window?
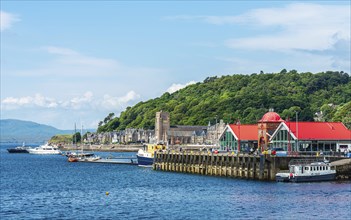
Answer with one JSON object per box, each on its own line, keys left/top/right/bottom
{"left": 331, "top": 143, "right": 337, "bottom": 151}
{"left": 312, "top": 143, "right": 318, "bottom": 152}
{"left": 220, "top": 131, "right": 238, "bottom": 151}
{"left": 325, "top": 143, "right": 331, "bottom": 151}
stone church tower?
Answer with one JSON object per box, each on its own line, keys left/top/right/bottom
{"left": 155, "top": 111, "right": 170, "bottom": 144}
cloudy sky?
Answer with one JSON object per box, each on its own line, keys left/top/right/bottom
{"left": 1, "top": 1, "right": 350, "bottom": 129}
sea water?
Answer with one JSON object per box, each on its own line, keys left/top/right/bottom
{"left": 1, "top": 144, "right": 350, "bottom": 219}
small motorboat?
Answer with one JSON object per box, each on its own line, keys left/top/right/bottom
{"left": 77, "top": 154, "right": 101, "bottom": 162}
{"left": 68, "top": 156, "right": 79, "bottom": 162}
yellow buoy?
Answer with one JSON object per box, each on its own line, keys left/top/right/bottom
{"left": 105, "top": 192, "right": 109, "bottom": 196}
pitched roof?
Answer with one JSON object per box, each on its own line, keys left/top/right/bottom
{"left": 284, "top": 122, "right": 351, "bottom": 140}
{"left": 228, "top": 124, "right": 257, "bottom": 141}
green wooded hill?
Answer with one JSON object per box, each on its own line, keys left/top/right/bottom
{"left": 98, "top": 70, "right": 351, "bottom": 132}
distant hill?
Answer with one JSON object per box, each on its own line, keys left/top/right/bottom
{"left": 97, "top": 71, "right": 351, "bottom": 132}
{"left": 0, "top": 119, "right": 95, "bottom": 144}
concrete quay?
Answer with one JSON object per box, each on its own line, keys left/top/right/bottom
{"left": 153, "top": 151, "right": 351, "bottom": 181}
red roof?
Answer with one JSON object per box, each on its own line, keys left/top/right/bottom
{"left": 228, "top": 124, "right": 258, "bottom": 141}
{"left": 284, "top": 122, "right": 351, "bottom": 140}
{"left": 258, "top": 111, "right": 284, "bottom": 123}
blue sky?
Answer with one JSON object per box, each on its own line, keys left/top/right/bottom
{"left": 1, "top": 1, "right": 350, "bottom": 129}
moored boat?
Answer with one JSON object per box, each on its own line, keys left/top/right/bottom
{"left": 7, "top": 143, "right": 31, "bottom": 153}
{"left": 68, "top": 156, "right": 79, "bottom": 162}
{"left": 27, "top": 143, "right": 61, "bottom": 155}
{"left": 137, "top": 143, "right": 166, "bottom": 167}
{"left": 66, "top": 150, "right": 101, "bottom": 162}
{"left": 276, "top": 159, "right": 336, "bottom": 182}
{"left": 77, "top": 153, "right": 101, "bottom": 162}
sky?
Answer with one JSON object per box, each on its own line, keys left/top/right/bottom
{"left": 1, "top": 1, "right": 350, "bottom": 130}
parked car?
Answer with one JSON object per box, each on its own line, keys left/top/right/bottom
{"left": 271, "top": 147, "right": 287, "bottom": 156}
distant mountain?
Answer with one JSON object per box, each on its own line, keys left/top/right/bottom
{"left": 0, "top": 119, "right": 95, "bottom": 144}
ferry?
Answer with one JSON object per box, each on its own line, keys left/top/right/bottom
{"left": 137, "top": 143, "right": 166, "bottom": 167}
{"left": 276, "top": 159, "right": 336, "bottom": 182}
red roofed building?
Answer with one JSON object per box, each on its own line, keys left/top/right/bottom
{"left": 258, "top": 110, "right": 285, "bottom": 151}
{"left": 219, "top": 124, "right": 258, "bottom": 152}
{"left": 218, "top": 110, "right": 351, "bottom": 154}
{"left": 270, "top": 121, "right": 351, "bottom": 154}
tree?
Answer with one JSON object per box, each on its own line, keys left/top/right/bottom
{"left": 332, "top": 101, "right": 351, "bottom": 129}
{"left": 72, "top": 132, "right": 81, "bottom": 144}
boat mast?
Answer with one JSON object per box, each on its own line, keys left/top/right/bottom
{"left": 81, "top": 123, "right": 84, "bottom": 152}
{"left": 74, "top": 123, "right": 77, "bottom": 152}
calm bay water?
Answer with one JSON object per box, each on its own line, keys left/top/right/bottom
{"left": 1, "top": 144, "right": 350, "bottom": 220}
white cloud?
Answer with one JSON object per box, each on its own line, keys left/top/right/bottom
{"left": 1, "top": 91, "right": 142, "bottom": 129}
{"left": 1, "top": 91, "right": 140, "bottom": 112}
{"left": 169, "top": 3, "right": 350, "bottom": 71}
{"left": 13, "top": 46, "right": 166, "bottom": 79}
{"left": 224, "top": 3, "right": 350, "bottom": 52}
{"left": 169, "top": 3, "right": 350, "bottom": 52}
{"left": 61, "top": 91, "right": 94, "bottom": 110}
{"left": 167, "top": 81, "right": 196, "bottom": 94}
{"left": 100, "top": 91, "right": 140, "bottom": 110}
{"left": 0, "top": 11, "right": 20, "bottom": 31}
{"left": 2, "top": 94, "right": 58, "bottom": 110}
{"left": 43, "top": 46, "right": 120, "bottom": 70}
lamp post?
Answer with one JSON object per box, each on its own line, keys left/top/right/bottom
{"left": 215, "top": 115, "right": 218, "bottom": 147}
{"left": 296, "top": 111, "right": 299, "bottom": 152}
{"left": 238, "top": 119, "right": 241, "bottom": 152}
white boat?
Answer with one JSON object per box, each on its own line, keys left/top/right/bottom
{"left": 27, "top": 143, "right": 61, "bottom": 155}
{"left": 276, "top": 159, "right": 336, "bottom": 182}
{"left": 76, "top": 153, "right": 101, "bottom": 162}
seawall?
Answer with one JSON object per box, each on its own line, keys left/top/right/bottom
{"left": 153, "top": 151, "right": 351, "bottom": 181}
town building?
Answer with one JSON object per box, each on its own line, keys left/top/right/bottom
{"left": 270, "top": 121, "right": 351, "bottom": 154}
{"left": 219, "top": 110, "right": 351, "bottom": 154}
{"left": 154, "top": 111, "right": 225, "bottom": 145}
{"left": 219, "top": 124, "right": 257, "bottom": 152}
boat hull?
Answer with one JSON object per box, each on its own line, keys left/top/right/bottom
{"left": 290, "top": 173, "right": 336, "bottom": 182}
{"left": 68, "top": 157, "right": 79, "bottom": 162}
{"left": 137, "top": 155, "right": 153, "bottom": 167}
{"left": 7, "top": 149, "right": 29, "bottom": 153}
{"left": 275, "top": 174, "right": 290, "bottom": 182}
{"left": 28, "top": 150, "right": 61, "bottom": 155}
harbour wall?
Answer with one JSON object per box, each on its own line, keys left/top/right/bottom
{"left": 153, "top": 152, "right": 351, "bottom": 181}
